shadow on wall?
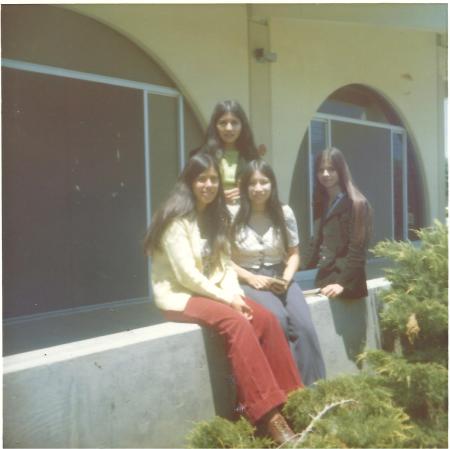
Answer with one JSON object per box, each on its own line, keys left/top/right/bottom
{"left": 202, "top": 328, "right": 237, "bottom": 420}
{"left": 328, "top": 298, "right": 367, "bottom": 366}
{"left": 200, "top": 294, "right": 371, "bottom": 420}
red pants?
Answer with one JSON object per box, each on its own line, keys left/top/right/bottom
{"left": 163, "top": 296, "right": 303, "bottom": 423}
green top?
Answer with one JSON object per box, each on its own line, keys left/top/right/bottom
{"left": 220, "top": 148, "right": 240, "bottom": 190}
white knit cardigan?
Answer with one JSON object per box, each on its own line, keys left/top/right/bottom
{"left": 151, "top": 216, "right": 244, "bottom": 311}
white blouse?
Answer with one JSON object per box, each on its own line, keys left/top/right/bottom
{"left": 230, "top": 204, "right": 300, "bottom": 269}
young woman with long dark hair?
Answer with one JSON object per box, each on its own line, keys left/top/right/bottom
{"left": 303, "top": 147, "right": 372, "bottom": 299}
{"left": 230, "top": 159, "right": 326, "bottom": 386}
{"left": 197, "top": 100, "right": 260, "bottom": 204}
{"left": 144, "top": 153, "right": 302, "bottom": 444}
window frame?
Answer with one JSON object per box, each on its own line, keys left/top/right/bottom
{"left": 2, "top": 58, "right": 187, "bottom": 312}
{"left": 309, "top": 112, "right": 408, "bottom": 240}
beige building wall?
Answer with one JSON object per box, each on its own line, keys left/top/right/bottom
{"left": 248, "top": 18, "right": 273, "bottom": 163}
{"left": 64, "top": 4, "right": 446, "bottom": 224}
{"left": 65, "top": 4, "right": 251, "bottom": 127}
{"left": 268, "top": 18, "right": 445, "bottom": 222}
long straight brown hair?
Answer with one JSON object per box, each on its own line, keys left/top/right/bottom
{"left": 197, "top": 100, "right": 260, "bottom": 182}
{"left": 204, "top": 100, "right": 259, "bottom": 161}
{"left": 313, "top": 147, "right": 372, "bottom": 245}
{"left": 232, "top": 159, "right": 290, "bottom": 251}
{"left": 144, "top": 154, "right": 230, "bottom": 266}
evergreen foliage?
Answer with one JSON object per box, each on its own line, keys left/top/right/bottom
{"left": 186, "top": 222, "right": 448, "bottom": 448}
{"left": 186, "top": 416, "right": 272, "bottom": 448}
{"left": 360, "top": 350, "right": 448, "bottom": 423}
{"left": 283, "top": 375, "right": 412, "bottom": 448}
{"left": 372, "top": 220, "right": 448, "bottom": 365}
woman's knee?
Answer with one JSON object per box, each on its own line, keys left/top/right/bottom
{"left": 270, "top": 310, "right": 289, "bottom": 333}
{"left": 221, "top": 310, "right": 254, "bottom": 337}
{"left": 248, "top": 294, "right": 288, "bottom": 321}
{"left": 252, "top": 303, "right": 286, "bottom": 334}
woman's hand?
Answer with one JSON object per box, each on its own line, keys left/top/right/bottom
{"left": 224, "top": 187, "right": 240, "bottom": 204}
{"left": 320, "top": 283, "right": 344, "bottom": 298}
{"left": 270, "top": 278, "right": 289, "bottom": 295}
{"left": 246, "top": 273, "right": 274, "bottom": 290}
{"left": 230, "top": 295, "right": 253, "bottom": 320}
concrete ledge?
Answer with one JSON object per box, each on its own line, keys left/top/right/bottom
{"left": 4, "top": 323, "right": 233, "bottom": 448}
{"left": 3, "top": 278, "right": 390, "bottom": 448}
{"left": 310, "top": 277, "right": 388, "bottom": 377}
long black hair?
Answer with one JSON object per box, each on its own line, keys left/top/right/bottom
{"left": 313, "top": 147, "right": 372, "bottom": 244}
{"left": 144, "top": 153, "right": 230, "bottom": 265}
{"left": 200, "top": 100, "right": 259, "bottom": 178}
{"left": 232, "top": 159, "right": 290, "bottom": 251}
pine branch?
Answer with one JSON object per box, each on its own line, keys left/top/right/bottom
{"left": 278, "top": 399, "right": 357, "bottom": 448}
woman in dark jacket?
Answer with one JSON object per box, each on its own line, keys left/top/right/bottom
{"left": 303, "top": 147, "right": 372, "bottom": 299}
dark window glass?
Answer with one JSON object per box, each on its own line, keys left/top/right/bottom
{"left": 149, "top": 94, "right": 179, "bottom": 212}
{"left": 3, "top": 68, "right": 148, "bottom": 318}
{"left": 406, "top": 139, "right": 425, "bottom": 240}
{"left": 331, "top": 121, "right": 392, "bottom": 244}
{"left": 310, "top": 120, "right": 328, "bottom": 157}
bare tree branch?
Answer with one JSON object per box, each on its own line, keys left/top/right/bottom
{"left": 277, "top": 399, "right": 357, "bottom": 449}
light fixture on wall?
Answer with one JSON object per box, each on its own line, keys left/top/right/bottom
{"left": 254, "top": 48, "right": 277, "bottom": 63}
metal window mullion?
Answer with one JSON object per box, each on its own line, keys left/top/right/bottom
{"left": 327, "top": 119, "right": 332, "bottom": 148}
{"left": 402, "top": 132, "right": 408, "bottom": 240}
{"left": 143, "top": 92, "right": 152, "bottom": 299}
{"left": 177, "top": 95, "right": 185, "bottom": 171}
{"left": 3, "top": 296, "right": 151, "bottom": 326}
{"left": 144, "top": 92, "right": 152, "bottom": 227}
{"left": 308, "top": 122, "right": 314, "bottom": 236}
{"left": 390, "top": 131, "right": 395, "bottom": 239}
{"left": 2, "top": 58, "right": 179, "bottom": 97}
{"left": 315, "top": 112, "right": 405, "bottom": 133}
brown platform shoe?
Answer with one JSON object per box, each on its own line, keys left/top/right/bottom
{"left": 263, "top": 411, "right": 296, "bottom": 445}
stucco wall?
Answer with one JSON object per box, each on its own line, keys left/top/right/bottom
{"left": 44, "top": 5, "right": 448, "bottom": 221}
{"left": 268, "top": 18, "right": 445, "bottom": 220}
{"left": 64, "top": 4, "right": 250, "bottom": 127}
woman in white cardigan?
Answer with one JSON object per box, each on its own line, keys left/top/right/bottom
{"left": 144, "top": 153, "right": 302, "bottom": 444}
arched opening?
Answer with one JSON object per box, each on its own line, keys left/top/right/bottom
{"left": 2, "top": 5, "right": 204, "bottom": 319}
{"left": 290, "top": 84, "right": 425, "bottom": 253}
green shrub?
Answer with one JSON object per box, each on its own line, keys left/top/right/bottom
{"left": 367, "top": 221, "right": 448, "bottom": 448}
{"left": 405, "top": 414, "right": 449, "bottom": 449}
{"left": 283, "top": 374, "right": 412, "bottom": 448}
{"left": 361, "top": 350, "right": 448, "bottom": 423}
{"left": 372, "top": 221, "right": 448, "bottom": 364}
{"left": 186, "top": 416, "right": 272, "bottom": 448}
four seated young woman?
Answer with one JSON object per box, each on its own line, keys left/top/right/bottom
{"left": 146, "top": 98, "right": 370, "bottom": 435}
{"left": 229, "top": 159, "right": 326, "bottom": 386}
{"left": 144, "top": 153, "right": 302, "bottom": 444}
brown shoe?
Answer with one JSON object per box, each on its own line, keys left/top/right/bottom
{"left": 264, "top": 411, "right": 295, "bottom": 445}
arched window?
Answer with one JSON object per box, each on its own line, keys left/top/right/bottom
{"left": 2, "top": 5, "right": 203, "bottom": 318}
{"left": 290, "top": 84, "right": 425, "bottom": 251}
